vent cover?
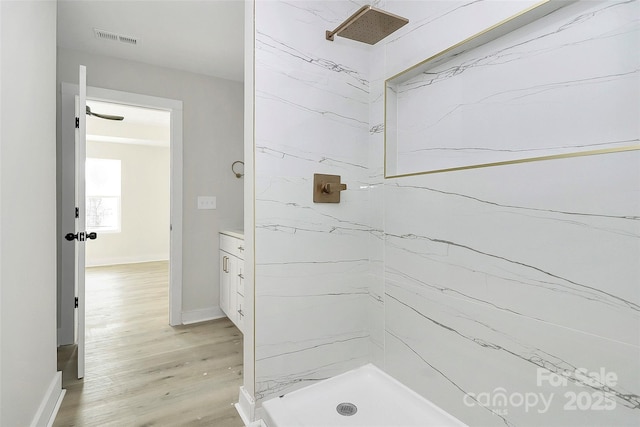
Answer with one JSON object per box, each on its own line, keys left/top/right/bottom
{"left": 118, "top": 35, "right": 138, "bottom": 45}
{"left": 94, "top": 28, "right": 118, "bottom": 42}
{"left": 94, "top": 28, "right": 140, "bottom": 46}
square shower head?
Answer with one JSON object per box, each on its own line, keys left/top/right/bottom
{"left": 326, "top": 6, "right": 409, "bottom": 45}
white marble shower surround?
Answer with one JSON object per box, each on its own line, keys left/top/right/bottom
{"left": 381, "top": 151, "right": 640, "bottom": 426}
{"left": 253, "top": 0, "right": 640, "bottom": 426}
{"left": 371, "top": 1, "right": 639, "bottom": 426}
{"left": 253, "top": 0, "right": 375, "bottom": 402}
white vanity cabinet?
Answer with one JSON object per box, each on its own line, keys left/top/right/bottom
{"left": 219, "top": 231, "right": 245, "bottom": 332}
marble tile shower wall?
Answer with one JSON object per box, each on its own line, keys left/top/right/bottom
{"left": 371, "top": 1, "right": 639, "bottom": 426}
{"left": 253, "top": 0, "right": 375, "bottom": 402}
{"left": 253, "top": 1, "right": 639, "bottom": 425}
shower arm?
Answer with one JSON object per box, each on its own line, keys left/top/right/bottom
{"left": 325, "top": 5, "right": 371, "bottom": 41}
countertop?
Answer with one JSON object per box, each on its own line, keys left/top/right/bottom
{"left": 220, "top": 230, "right": 244, "bottom": 240}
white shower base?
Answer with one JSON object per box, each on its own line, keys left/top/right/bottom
{"left": 261, "top": 363, "right": 467, "bottom": 427}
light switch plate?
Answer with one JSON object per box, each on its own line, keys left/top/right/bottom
{"left": 197, "top": 196, "right": 217, "bottom": 210}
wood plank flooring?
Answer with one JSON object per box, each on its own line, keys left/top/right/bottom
{"left": 54, "top": 261, "right": 244, "bottom": 427}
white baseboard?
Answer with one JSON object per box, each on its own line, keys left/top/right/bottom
{"left": 236, "top": 386, "right": 256, "bottom": 425}
{"left": 181, "top": 306, "right": 226, "bottom": 325}
{"left": 47, "top": 389, "right": 66, "bottom": 427}
{"left": 85, "top": 254, "right": 169, "bottom": 267}
{"left": 31, "top": 372, "right": 64, "bottom": 427}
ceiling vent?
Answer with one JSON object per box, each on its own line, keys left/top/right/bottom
{"left": 94, "top": 28, "right": 140, "bottom": 46}
{"left": 118, "top": 35, "right": 138, "bottom": 45}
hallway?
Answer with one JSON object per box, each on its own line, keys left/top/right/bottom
{"left": 54, "top": 262, "right": 243, "bottom": 426}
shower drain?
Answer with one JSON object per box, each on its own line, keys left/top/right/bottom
{"left": 336, "top": 402, "right": 358, "bottom": 416}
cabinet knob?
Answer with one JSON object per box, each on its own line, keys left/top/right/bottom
{"left": 238, "top": 273, "right": 244, "bottom": 279}
{"left": 237, "top": 309, "right": 244, "bottom": 317}
{"left": 238, "top": 246, "right": 244, "bottom": 252}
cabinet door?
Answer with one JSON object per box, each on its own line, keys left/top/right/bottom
{"left": 227, "top": 254, "right": 238, "bottom": 325}
{"left": 237, "top": 261, "right": 245, "bottom": 296}
{"left": 236, "top": 296, "right": 245, "bottom": 332}
{"left": 235, "top": 260, "right": 245, "bottom": 332}
{"left": 219, "top": 251, "right": 230, "bottom": 317}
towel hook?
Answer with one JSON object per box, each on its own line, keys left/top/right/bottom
{"left": 231, "top": 160, "right": 244, "bottom": 178}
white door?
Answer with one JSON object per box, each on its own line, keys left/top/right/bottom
{"left": 59, "top": 69, "right": 91, "bottom": 379}
{"left": 76, "top": 65, "right": 87, "bottom": 379}
{"left": 64, "top": 65, "right": 91, "bottom": 379}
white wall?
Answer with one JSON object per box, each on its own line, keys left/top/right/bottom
{"left": 56, "top": 48, "right": 244, "bottom": 317}
{"left": 1, "top": 1, "right": 63, "bottom": 425}
{"left": 85, "top": 141, "right": 170, "bottom": 266}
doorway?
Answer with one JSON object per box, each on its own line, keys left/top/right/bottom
{"left": 84, "top": 100, "right": 170, "bottom": 268}
{"left": 59, "top": 84, "right": 184, "bottom": 356}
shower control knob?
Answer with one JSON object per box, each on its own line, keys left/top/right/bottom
{"left": 313, "top": 173, "right": 347, "bottom": 203}
{"left": 322, "top": 182, "right": 347, "bottom": 194}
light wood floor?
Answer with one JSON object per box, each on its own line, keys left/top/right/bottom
{"left": 54, "top": 261, "right": 244, "bottom": 427}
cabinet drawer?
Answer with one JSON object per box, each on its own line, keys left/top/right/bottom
{"left": 220, "top": 233, "right": 245, "bottom": 259}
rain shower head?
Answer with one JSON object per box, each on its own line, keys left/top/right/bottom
{"left": 86, "top": 105, "right": 124, "bottom": 121}
{"left": 326, "top": 5, "right": 408, "bottom": 45}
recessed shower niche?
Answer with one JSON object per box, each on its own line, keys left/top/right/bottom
{"left": 384, "top": 0, "right": 640, "bottom": 178}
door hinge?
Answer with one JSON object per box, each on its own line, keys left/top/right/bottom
{"left": 75, "top": 297, "right": 79, "bottom": 308}
{"left": 75, "top": 207, "right": 79, "bottom": 218}
{"left": 75, "top": 117, "right": 79, "bottom": 129}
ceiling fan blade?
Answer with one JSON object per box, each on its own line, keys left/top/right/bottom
{"left": 86, "top": 105, "right": 124, "bottom": 121}
{"left": 92, "top": 112, "right": 124, "bottom": 121}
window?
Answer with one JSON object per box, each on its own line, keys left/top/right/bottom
{"left": 86, "top": 158, "right": 121, "bottom": 232}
